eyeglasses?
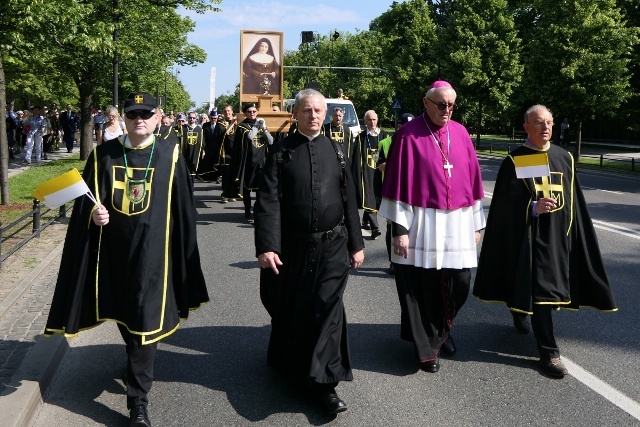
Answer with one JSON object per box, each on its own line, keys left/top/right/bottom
{"left": 427, "top": 98, "right": 456, "bottom": 111}
{"left": 125, "top": 110, "right": 155, "bottom": 120}
{"left": 532, "top": 120, "right": 554, "bottom": 127}
{"left": 188, "top": 116, "right": 197, "bottom": 120}
{"left": 245, "top": 109, "right": 258, "bottom": 114}
{"left": 108, "top": 114, "right": 117, "bottom": 118}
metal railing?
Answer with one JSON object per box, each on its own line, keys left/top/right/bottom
{"left": 0, "top": 199, "right": 72, "bottom": 269}
{"left": 476, "top": 142, "right": 637, "bottom": 172}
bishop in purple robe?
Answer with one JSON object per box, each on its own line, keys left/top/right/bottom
{"left": 378, "top": 80, "right": 485, "bottom": 373}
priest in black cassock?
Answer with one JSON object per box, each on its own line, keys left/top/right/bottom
{"left": 44, "top": 92, "right": 209, "bottom": 427}
{"left": 352, "top": 109, "right": 388, "bottom": 239}
{"left": 197, "top": 109, "right": 221, "bottom": 182}
{"left": 254, "top": 89, "right": 364, "bottom": 415}
{"left": 473, "top": 104, "right": 617, "bottom": 378}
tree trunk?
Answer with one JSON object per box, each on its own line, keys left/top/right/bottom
{"left": 0, "top": 55, "right": 10, "bottom": 205}
{"left": 475, "top": 98, "right": 483, "bottom": 148}
{"left": 576, "top": 120, "right": 582, "bottom": 162}
{"left": 78, "top": 84, "right": 94, "bottom": 161}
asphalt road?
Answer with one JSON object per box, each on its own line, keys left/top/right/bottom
{"left": 33, "top": 159, "right": 640, "bottom": 426}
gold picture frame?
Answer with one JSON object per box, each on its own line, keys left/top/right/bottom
{"left": 240, "top": 30, "right": 284, "bottom": 103}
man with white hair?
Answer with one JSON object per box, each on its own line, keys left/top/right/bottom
{"left": 379, "top": 80, "right": 485, "bottom": 373}
{"left": 473, "top": 104, "right": 617, "bottom": 378}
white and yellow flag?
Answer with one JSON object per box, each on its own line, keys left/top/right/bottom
{"left": 513, "top": 153, "right": 550, "bottom": 179}
{"left": 33, "top": 168, "right": 98, "bottom": 209}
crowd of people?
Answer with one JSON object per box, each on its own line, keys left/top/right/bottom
{"left": 37, "top": 82, "right": 616, "bottom": 427}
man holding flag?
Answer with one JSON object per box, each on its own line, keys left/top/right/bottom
{"left": 43, "top": 92, "right": 209, "bottom": 426}
{"left": 473, "top": 104, "right": 617, "bottom": 378}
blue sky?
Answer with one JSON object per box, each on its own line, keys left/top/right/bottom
{"left": 178, "top": 0, "right": 399, "bottom": 107}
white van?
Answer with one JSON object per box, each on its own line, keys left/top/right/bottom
{"left": 283, "top": 97, "right": 361, "bottom": 140}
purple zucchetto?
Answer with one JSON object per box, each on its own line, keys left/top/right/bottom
{"left": 428, "top": 80, "right": 453, "bottom": 90}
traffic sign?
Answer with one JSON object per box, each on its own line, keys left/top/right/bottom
{"left": 392, "top": 99, "right": 402, "bottom": 110}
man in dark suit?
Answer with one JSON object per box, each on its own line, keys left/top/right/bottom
{"left": 59, "top": 103, "right": 79, "bottom": 153}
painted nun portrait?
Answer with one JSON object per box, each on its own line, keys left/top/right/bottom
{"left": 242, "top": 38, "right": 281, "bottom": 96}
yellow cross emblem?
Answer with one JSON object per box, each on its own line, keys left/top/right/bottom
{"left": 134, "top": 95, "right": 144, "bottom": 104}
{"left": 534, "top": 173, "right": 564, "bottom": 210}
{"left": 112, "top": 166, "right": 153, "bottom": 215}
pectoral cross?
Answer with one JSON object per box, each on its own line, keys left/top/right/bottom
{"left": 444, "top": 161, "right": 453, "bottom": 178}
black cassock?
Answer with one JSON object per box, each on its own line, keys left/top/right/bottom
{"left": 254, "top": 132, "right": 364, "bottom": 384}
{"left": 197, "top": 120, "right": 222, "bottom": 182}
{"left": 473, "top": 144, "right": 617, "bottom": 313}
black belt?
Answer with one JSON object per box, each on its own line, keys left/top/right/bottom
{"left": 303, "top": 222, "right": 344, "bottom": 241}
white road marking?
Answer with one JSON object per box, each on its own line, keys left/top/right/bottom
{"left": 480, "top": 351, "right": 640, "bottom": 421}
{"left": 577, "top": 186, "right": 623, "bottom": 195}
{"left": 592, "top": 220, "right": 640, "bottom": 240}
{"left": 483, "top": 193, "right": 640, "bottom": 240}
{"left": 564, "top": 356, "right": 640, "bottom": 421}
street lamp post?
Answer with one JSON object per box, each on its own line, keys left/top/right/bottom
{"left": 113, "top": 0, "right": 119, "bottom": 108}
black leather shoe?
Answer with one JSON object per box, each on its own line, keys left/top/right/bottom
{"left": 511, "top": 312, "right": 530, "bottom": 334}
{"left": 539, "top": 356, "right": 568, "bottom": 378}
{"left": 320, "top": 392, "right": 348, "bottom": 414}
{"left": 387, "top": 263, "right": 395, "bottom": 275}
{"left": 129, "top": 404, "right": 151, "bottom": 427}
{"left": 420, "top": 358, "right": 440, "bottom": 373}
{"left": 361, "top": 223, "right": 371, "bottom": 230}
{"left": 440, "top": 335, "right": 456, "bottom": 357}
{"left": 370, "top": 228, "right": 382, "bottom": 239}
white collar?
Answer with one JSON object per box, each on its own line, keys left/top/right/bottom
{"left": 298, "top": 130, "right": 321, "bottom": 141}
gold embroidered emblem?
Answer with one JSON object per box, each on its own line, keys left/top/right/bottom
{"left": 331, "top": 129, "right": 344, "bottom": 143}
{"left": 534, "top": 172, "right": 564, "bottom": 211}
{"left": 367, "top": 148, "right": 379, "bottom": 169}
{"left": 187, "top": 132, "right": 199, "bottom": 146}
{"left": 252, "top": 134, "right": 264, "bottom": 148}
{"left": 134, "top": 95, "right": 144, "bottom": 104}
{"left": 112, "top": 166, "right": 154, "bottom": 215}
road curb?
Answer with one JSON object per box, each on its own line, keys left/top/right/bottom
{"left": 0, "top": 240, "right": 67, "bottom": 426}
{"left": 0, "top": 335, "right": 69, "bottom": 427}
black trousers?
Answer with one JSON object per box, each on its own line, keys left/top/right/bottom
{"left": 531, "top": 305, "right": 559, "bottom": 358}
{"left": 63, "top": 132, "right": 74, "bottom": 151}
{"left": 394, "top": 265, "right": 470, "bottom": 363}
{"left": 118, "top": 324, "right": 158, "bottom": 409}
{"left": 362, "top": 210, "right": 379, "bottom": 230}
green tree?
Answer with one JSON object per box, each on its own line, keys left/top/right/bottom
{"left": 0, "top": 0, "right": 87, "bottom": 204}
{"left": 370, "top": 0, "right": 438, "bottom": 119}
{"left": 517, "top": 0, "right": 638, "bottom": 158}
{"left": 214, "top": 85, "right": 240, "bottom": 113}
{"left": 443, "top": 0, "right": 522, "bottom": 143}
{"left": 284, "top": 30, "right": 395, "bottom": 123}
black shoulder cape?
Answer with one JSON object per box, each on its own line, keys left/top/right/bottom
{"left": 44, "top": 138, "right": 209, "bottom": 344}
{"left": 473, "top": 144, "right": 617, "bottom": 313}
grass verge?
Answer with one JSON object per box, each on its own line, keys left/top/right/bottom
{"left": 1, "top": 157, "right": 86, "bottom": 225}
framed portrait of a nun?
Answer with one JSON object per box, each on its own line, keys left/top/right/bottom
{"left": 240, "top": 30, "right": 284, "bottom": 103}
